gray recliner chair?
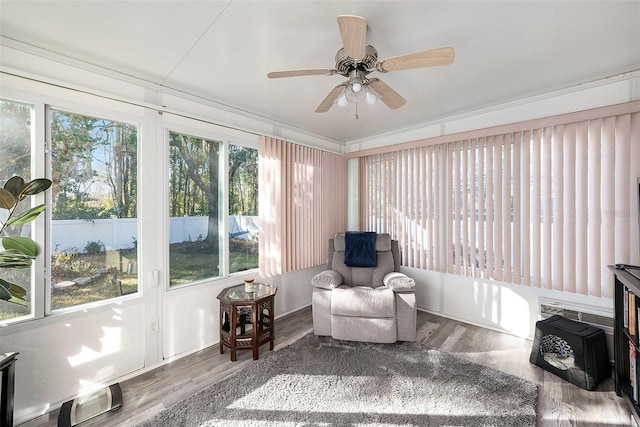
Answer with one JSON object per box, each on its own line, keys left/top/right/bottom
{"left": 311, "top": 232, "right": 417, "bottom": 343}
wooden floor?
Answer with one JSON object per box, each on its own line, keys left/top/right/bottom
{"left": 20, "top": 307, "right": 633, "bottom": 427}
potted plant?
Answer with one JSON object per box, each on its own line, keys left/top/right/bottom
{"left": 0, "top": 175, "right": 51, "bottom": 306}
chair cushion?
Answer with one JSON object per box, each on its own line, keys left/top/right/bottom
{"left": 332, "top": 251, "right": 395, "bottom": 288}
{"left": 383, "top": 272, "right": 416, "bottom": 292}
{"left": 331, "top": 316, "right": 397, "bottom": 343}
{"left": 311, "top": 270, "right": 343, "bottom": 289}
{"left": 331, "top": 287, "right": 395, "bottom": 318}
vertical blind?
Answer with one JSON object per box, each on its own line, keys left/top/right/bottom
{"left": 358, "top": 103, "right": 640, "bottom": 298}
{"left": 259, "top": 136, "right": 347, "bottom": 277}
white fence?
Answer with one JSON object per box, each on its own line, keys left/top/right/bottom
{"left": 52, "top": 215, "right": 259, "bottom": 253}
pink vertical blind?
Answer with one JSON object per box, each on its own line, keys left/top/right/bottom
{"left": 357, "top": 103, "right": 640, "bottom": 297}
{"left": 259, "top": 136, "right": 347, "bottom": 277}
{"left": 359, "top": 145, "right": 447, "bottom": 271}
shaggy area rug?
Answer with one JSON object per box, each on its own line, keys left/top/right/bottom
{"left": 137, "top": 333, "right": 537, "bottom": 426}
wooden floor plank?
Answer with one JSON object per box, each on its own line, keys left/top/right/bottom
{"left": 18, "top": 307, "right": 632, "bottom": 427}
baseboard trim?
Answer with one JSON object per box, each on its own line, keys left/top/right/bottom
{"left": 416, "top": 307, "right": 533, "bottom": 341}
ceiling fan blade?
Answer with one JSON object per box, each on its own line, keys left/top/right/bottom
{"left": 337, "top": 15, "right": 367, "bottom": 59}
{"left": 315, "top": 84, "right": 347, "bottom": 113}
{"left": 376, "top": 47, "right": 455, "bottom": 72}
{"left": 367, "top": 79, "right": 406, "bottom": 110}
{"left": 267, "top": 69, "right": 336, "bottom": 79}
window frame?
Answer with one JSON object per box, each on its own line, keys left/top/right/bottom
{"left": 45, "top": 103, "right": 143, "bottom": 315}
{"left": 0, "top": 96, "right": 40, "bottom": 324}
{"left": 163, "top": 117, "right": 259, "bottom": 291}
{"left": 357, "top": 103, "right": 640, "bottom": 298}
{"left": 0, "top": 85, "right": 145, "bottom": 326}
{"left": 0, "top": 85, "right": 261, "bottom": 327}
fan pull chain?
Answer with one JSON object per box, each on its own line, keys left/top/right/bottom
{"left": 355, "top": 102, "right": 359, "bottom": 120}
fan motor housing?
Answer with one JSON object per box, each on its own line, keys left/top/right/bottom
{"left": 335, "top": 45, "right": 378, "bottom": 76}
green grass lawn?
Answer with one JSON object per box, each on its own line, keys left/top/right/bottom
{"left": 52, "top": 242, "right": 258, "bottom": 308}
{"left": 169, "top": 252, "right": 220, "bottom": 286}
{"left": 1, "top": 240, "right": 259, "bottom": 318}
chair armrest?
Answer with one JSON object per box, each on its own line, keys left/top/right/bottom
{"left": 383, "top": 272, "right": 416, "bottom": 292}
{"left": 311, "top": 270, "right": 343, "bottom": 289}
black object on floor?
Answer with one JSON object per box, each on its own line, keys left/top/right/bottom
{"left": 58, "top": 383, "right": 122, "bottom": 426}
{"left": 530, "top": 314, "right": 610, "bottom": 390}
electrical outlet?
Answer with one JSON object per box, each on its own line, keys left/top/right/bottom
{"left": 149, "top": 319, "right": 159, "bottom": 334}
{"left": 150, "top": 270, "right": 159, "bottom": 287}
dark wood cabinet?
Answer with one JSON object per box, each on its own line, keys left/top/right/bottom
{"left": 612, "top": 266, "right": 640, "bottom": 425}
{"left": 1, "top": 352, "right": 18, "bottom": 427}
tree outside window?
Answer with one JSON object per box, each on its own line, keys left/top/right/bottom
{"left": 49, "top": 109, "right": 139, "bottom": 310}
{"left": 228, "top": 144, "right": 258, "bottom": 273}
{"left": 168, "top": 133, "right": 259, "bottom": 286}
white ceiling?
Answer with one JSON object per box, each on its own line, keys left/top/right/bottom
{"left": 1, "top": 1, "right": 639, "bottom": 143}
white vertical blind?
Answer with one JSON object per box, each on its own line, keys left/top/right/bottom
{"left": 600, "top": 117, "right": 616, "bottom": 297}
{"left": 477, "top": 138, "right": 485, "bottom": 278}
{"left": 575, "top": 122, "right": 589, "bottom": 295}
{"left": 513, "top": 132, "right": 521, "bottom": 284}
{"left": 552, "top": 125, "right": 564, "bottom": 291}
{"left": 531, "top": 129, "right": 542, "bottom": 287}
{"left": 587, "top": 119, "right": 602, "bottom": 296}
{"left": 258, "top": 136, "right": 346, "bottom": 277}
{"left": 358, "top": 104, "right": 640, "bottom": 297}
{"left": 522, "top": 130, "right": 531, "bottom": 286}
{"left": 562, "top": 124, "right": 576, "bottom": 294}
{"left": 542, "top": 127, "right": 553, "bottom": 290}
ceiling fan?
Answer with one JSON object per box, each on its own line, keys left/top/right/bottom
{"left": 267, "top": 15, "right": 455, "bottom": 113}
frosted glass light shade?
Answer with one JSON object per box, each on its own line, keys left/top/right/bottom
{"left": 365, "top": 90, "right": 378, "bottom": 106}
{"left": 345, "top": 82, "right": 366, "bottom": 103}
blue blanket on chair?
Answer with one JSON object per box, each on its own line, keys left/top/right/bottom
{"left": 344, "top": 231, "right": 377, "bottom": 267}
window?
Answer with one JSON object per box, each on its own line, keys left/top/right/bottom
{"left": 228, "top": 144, "right": 259, "bottom": 273}
{"left": 168, "top": 131, "right": 223, "bottom": 286}
{"left": 49, "top": 109, "right": 139, "bottom": 310}
{"left": 258, "top": 136, "right": 347, "bottom": 277}
{"left": 0, "top": 99, "right": 34, "bottom": 321}
{"left": 1, "top": 92, "right": 261, "bottom": 324}
{"left": 359, "top": 105, "right": 640, "bottom": 298}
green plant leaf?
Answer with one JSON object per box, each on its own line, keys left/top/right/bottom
{"left": 0, "top": 250, "right": 34, "bottom": 268}
{"left": 8, "top": 295, "right": 27, "bottom": 306}
{"left": 0, "top": 188, "right": 16, "bottom": 210}
{"left": 5, "top": 204, "right": 47, "bottom": 227}
{"left": 0, "top": 279, "right": 27, "bottom": 306}
{"left": 0, "top": 282, "right": 11, "bottom": 301}
{"left": 4, "top": 175, "right": 25, "bottom": 199}
{"left": 1, "top": 237, "right": 39, "bottom": 257}
{"left": 0, "top": 175, "right": 49, "bottom": 308}
{"left": 21, "top": 178, "right": 52, "bottom": 197}
{"left": 12, "top": 284, "right": 27, "bottom": 299}
{"left": 0, "top": 278, "right": 26, "bottom": 298}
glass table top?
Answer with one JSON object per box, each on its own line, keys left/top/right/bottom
{"left": 218, "top": 283, "right": 277, "bottom": 303}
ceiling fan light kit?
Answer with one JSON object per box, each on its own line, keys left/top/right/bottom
{"left": 267, "top": 14, "right": 455, "bottom": 115}
{"left": 338, "top": 81, "right": 380, "bottom": 111}
{"left": 344, "top": 70, "right": 366, "bottom": 103}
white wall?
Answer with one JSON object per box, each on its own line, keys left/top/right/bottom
{"left": 347, "top": 71, "right": 640, "bottom": 339}
{"left": 2, "top": 300, "right": 146, "bottom": 422}
{"left": 161, "top": 266, "right": 319, "bottom": 361}
{"left": 405, "top": 266, "right": 614, "bottom": 339}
